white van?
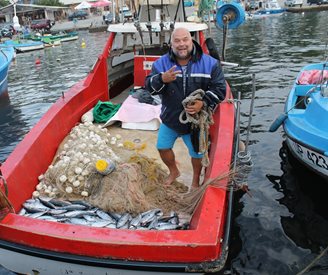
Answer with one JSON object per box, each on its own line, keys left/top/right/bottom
{"left": 284, "top": 0, "right": 303, "bottom": 6}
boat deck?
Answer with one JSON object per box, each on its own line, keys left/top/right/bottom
{"left": 109, "top": 87, "right": 195, "bottom": 188}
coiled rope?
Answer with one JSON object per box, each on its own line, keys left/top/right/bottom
{"left": 179, "top": 89, "right": 214, "bottom": 167}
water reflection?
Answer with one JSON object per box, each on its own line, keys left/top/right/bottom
{"left": 267, "top": 141, "right": 328, "bottom": 273}
{"left": 0, "top": 96, "right": 27, "bottom": 163}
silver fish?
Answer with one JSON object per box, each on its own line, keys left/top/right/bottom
{"left": 38, "top": 196, "right": 56, "bottom": 209}
{"left": 83, "top": 215, "right": 98, "bottom": 222}
{"left": 96, "top": 210, "right": 116, "bottom": 223}
{"left": 56, "top": 204, "right": 87, "bottom": 211}
{"left": 106, "top": 223, "right": 117, "bottom": 229}
{"left": 28, "top": 211, "right": 47, "bottom": 219}
{"left": 155, "top": 223, "right": 181, "bottom": 230}
{"left": 117, "top": 213, "right": 131, "bottom": 228}
{"left": 47, "top": 209, "right": 68, "bottom": 215}
{"left": 148, "top": 216, "right": 159, "bottom": 229}
{"left": 129, "top": 214, "right": 142, "bottom": 229}
{"left": 54, "top": 210, "right": 96, "bottom": 219}
{"left": 69, "top": 200, "right": 93, "bottom": 209}
{"left": 49, "top": 199, "right": 72, "bottom": 207}
{"left": 91, "top": 220, "right": 113, "bottom": 228}
{"left": 69, "top": 218, "right": 91, "bottom": 226}
{"left": 140, "top": 209, "right": 161, "bottom": 226}
{"left": 23, "top": 202, "right": 50, "bottom": 213}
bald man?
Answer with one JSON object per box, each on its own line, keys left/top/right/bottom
{"left": 145, "top": 27, "right": 226, "bottom": 189}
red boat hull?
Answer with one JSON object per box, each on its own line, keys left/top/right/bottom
{"left": 0, "top": 31, "right": 235, "bottom": 273}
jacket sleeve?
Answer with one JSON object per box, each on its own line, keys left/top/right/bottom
{"left": 203, "top": 62, "right": 226, "bottom": 110}
{"left": 145, "top": 64, "right": 167, "bottom": 95}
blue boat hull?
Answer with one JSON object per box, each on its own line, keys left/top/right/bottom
{"left": 0, "top": 47, "right": 15, "bottom": 97}
{"left": 284, "top": 63, "right": 328, "bottom": 179}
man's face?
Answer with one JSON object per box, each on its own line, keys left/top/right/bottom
{"left": 171, "top": 29, "right": 193, "bottom": 60}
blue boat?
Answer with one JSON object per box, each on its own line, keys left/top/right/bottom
{"left": 283, "top": 62, "right": 328, "bottom": 179}
{"left": 2, "top": 39, "right": 44, "bottom": 53}
{"left": 252, "top": 0, "right": 286, "bottom": 18}
{"left": 0, "top": 46, "right": 15, "bottom": 97}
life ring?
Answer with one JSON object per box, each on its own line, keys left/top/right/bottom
{"left": 205, "top": 38, "right": 221, "bottom": 61}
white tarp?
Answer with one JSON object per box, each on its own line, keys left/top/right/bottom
{"left": 74, "top": 1, "right": 91, "bottom": 9}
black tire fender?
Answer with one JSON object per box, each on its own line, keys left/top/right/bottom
{"left": 205, "top": 38, "right": 221, "bottom": 61}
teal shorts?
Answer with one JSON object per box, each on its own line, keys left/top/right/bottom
{"left": 157, "top": 123, "right": 203, "bottom": 159}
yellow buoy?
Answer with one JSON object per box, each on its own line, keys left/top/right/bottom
{"left": 81, "top": 38, "right": 86, "bottom": 48}
{"left": 95, "top": 159, "right": 115, "bottom": 175}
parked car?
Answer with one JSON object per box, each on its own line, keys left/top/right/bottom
{"left": 68, "top": 10, "right": 88, "bottom": 21}
{"left": 307, "top": 0, "right": 328, "bottom": 4}
{"left": 0, "top": 23, "right": 15, "bottom": 39}
{"left": 30, "top": 19, "right": 54, "bottom": 31}
{"left": 119, "top": 6, "right": 133, "bottom": 21}
{"left": 103, "top": 13, "right": 113, "bottom": 25}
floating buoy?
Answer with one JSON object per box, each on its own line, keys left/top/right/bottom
{"left": 81, "top": 38, "right": 86, "bottom": 48}
{"left": 35, "top": 57, "right": 41, "bottom": 65}
{"left": 56, "top": 58, "right": 61, "bottom": 62}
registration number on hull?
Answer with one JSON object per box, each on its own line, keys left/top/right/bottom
{"left": 289, "top": 139, "right": 328, "bottom": 176}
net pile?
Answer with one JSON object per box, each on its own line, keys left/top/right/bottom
{"left": 33, "top": 121, "right": 191, "bottom": 215}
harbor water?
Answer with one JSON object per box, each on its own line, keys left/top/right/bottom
{"left": 1, "top": 11, "right": 328, "bottom": 274}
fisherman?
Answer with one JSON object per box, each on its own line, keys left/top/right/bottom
{"left": 145, "top": 27, "right": 226, "bottom": 189}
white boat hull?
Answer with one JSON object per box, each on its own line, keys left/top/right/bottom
{"left": 286, "top": 138, "right": 328, "bottom": 178}
{"left": 0, "top": 247, "right": 203, "bottom": 275}
{"left": 16, "top": 44, "right": 44, "bottom": 52}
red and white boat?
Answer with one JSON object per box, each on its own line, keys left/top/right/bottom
{"left": 0, "top": 1, "right": 238, "bottom": 274}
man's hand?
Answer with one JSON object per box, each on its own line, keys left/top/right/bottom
{"left": 185, "top": 100, "right": 203, "bottom": 115}
{"left": 161, "top": 65, "right": 181, "bottom": 83}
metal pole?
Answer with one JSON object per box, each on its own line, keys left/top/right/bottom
{"left": 244, "top": 73, "right": 256, "bottom": 153}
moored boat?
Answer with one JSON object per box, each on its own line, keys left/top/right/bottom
{"left": 0, "top": 1, "right": 244, "bottom": 274}
{"left": 283, "top": 62, "right": 328, "bottom": 180}
{"left": 0, "top": 46, "right": 15, "bottom": 97}
{"left": 2, "top": 39, "right": 44, "bottom": 53}
{"left": 252, "top": 0, "right": 286, "bottom": 18}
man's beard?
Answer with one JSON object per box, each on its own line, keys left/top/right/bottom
{"left": 173, "top": 48, "right": 192, "bottom": 60}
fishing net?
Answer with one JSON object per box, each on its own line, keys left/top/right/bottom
{"left": 34, "top": 120, "right": 233, "bottom": 217}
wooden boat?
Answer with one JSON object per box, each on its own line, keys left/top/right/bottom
{"left": 0, "top": 1, "right": 241, "bottom": 273}
{"left": 283, "top": 62, "right": 328, "bottom": 180}
{"left": 0, "top": 46, "right": 15, "bottom": 97}
{"left": 2, "top": 39, "right": 44, "bottom": 53}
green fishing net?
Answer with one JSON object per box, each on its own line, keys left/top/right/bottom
{"left": 93, "top": 100, "right": 121, "bottom": 123}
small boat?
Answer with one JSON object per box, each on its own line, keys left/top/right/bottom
{"left": 283, "top": 62, "right": 328, "bottom": 179}
{"left": 252, "top": 0, "right": 286, "bottom": 18}
{"left": 0, "top": 46, "right": 15, "bottom": 97}
{"left": 0, "top": 1, "right": 245, "bottom": 273}
{"left": 42, "top": 37, "right": 61, "bottom": 47}
{"left": 29, "top": 31, "right": 79, "bottom": 43}
{"left": 3, "top": 39, "right": 44, "bottom": 53}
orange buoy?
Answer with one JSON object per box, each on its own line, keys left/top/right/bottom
{"left": 35, "top": 57, "right": 41, "bottom": 65}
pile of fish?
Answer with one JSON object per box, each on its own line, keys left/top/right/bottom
{"left": 19, "top": 196, "right": 190, "bottom": 230}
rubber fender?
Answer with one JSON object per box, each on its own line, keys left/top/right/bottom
{"left": 205, "top": 38, "right": 221, "bottom": 61}
{"left": 269, "top": 113, "right": 288, "bottom": 132}
{"left": 216, "top": 2, "right": 245, "bottom": 29}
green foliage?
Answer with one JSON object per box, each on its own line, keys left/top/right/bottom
{"left": 0, "top": 0, "right": 10, "bottom": 8}
{"left": 35, "top": 0, "right": 64, "bottom": 6}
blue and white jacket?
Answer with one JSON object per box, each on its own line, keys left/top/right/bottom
{"left": 145, "top": 40, "right": 226, "bottom": 134}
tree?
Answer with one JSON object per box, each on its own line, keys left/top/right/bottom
{"left": 35, "top": 0, "right": 64, "bottom": 6}
{"left": 0, "top": 0, "right": 10, "bottom": 8}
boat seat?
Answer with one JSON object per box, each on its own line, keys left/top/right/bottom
{"left": 134, "top": 55, "right": 160, "bottom": 87}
